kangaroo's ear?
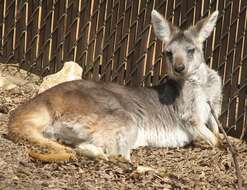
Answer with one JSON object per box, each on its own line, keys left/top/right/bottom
{"left": 151, "top": 10, "right": 177, "bottom": 43}
{"left": 189, "top": 10, "right": 219, "bottom": 43}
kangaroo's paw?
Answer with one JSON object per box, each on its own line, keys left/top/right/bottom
{"left": 76, "top": 143, "right": 108, "bottom": 160}
{"left": 196, "top": 124, "right": 226, "bottom": 150}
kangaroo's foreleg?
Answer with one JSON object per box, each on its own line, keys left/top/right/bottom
{"left": 187, "top": 95, "right": 222, "bottom": 147}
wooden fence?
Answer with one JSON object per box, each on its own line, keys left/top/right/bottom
{"left": 0, "top": 0, "right": 246, "bottom": 139}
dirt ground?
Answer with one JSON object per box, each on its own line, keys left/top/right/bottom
{"left": 0, "top": 66, "right": 247, "bottom": 190}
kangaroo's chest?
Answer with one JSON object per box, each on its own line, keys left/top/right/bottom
{"left": 178, "top": 84, "right": 210, "bottom": 124}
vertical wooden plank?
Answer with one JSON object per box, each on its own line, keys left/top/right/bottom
{"left": 218, "top": 1, "right": 231, "bottom": 128}
{"left": 76, "top": 0, "right": 92, "bottom": 73}
{"left": 64, "top": 0, "right": 80, "bottom": 62}
{"left": 0, "top": 0, "right": 5, "bottom": 57}
{"left": 173, "top": 0, "right": 181, "bottom": 26}
{"left": 237, "top": 1, "right": 247, "bottom": 138}
{"left": 204, "top": 0, "right": 217, "bottom": 65}
{"left": 194, "top": 0, "right": 202, "bottom": 23}
{"left": 35, "top": 0, "right": 53, "bottom": 75}
{"left": 24, "top": 0, "right": 40, "bottom": 73}
{"left": 212, "top": 0, "right": 224, "bottom": 71}
{"left": 15, "top": 1, "right": 27, "bottom": 64}
{"left": 3, "top": 0, "right": 15, "bottom": 60}
{"left": 50, "top": 0, "right": 67, "bottom": 72}
{"left": 126, "top": 0, "right": 139, "bottom": 86}
{"left": 226, "top": 0, "right": 240, "bottom": 132}
{"left": 101, "top": 0, "right": 114, "bottom": 82}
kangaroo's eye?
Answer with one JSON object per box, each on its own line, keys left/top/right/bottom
{"left": 164, "top": 50, "right": 173, "bottom": 60}
{"left": 187, "top": 48, "right": 195, "bottom": 57}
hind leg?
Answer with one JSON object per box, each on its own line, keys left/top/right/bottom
{"left": 8, "top": 107, "right": 75, "bottom": 162}
{"left": 27, "top": 129, "right": 76, "bottom": 162}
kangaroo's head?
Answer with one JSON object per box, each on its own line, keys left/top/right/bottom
{"left": 151, "top": 10, "right": 218, "bottom": 79}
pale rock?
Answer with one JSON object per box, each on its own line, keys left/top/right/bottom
{"left": 38, "top": 61, "right": 82, "bottom": 93}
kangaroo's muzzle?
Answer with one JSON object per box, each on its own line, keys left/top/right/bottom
{"left": 173, "top": 63, "right": 186, "bottom": 76}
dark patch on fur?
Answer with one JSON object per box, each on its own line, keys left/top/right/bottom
{"left": 151, "top": 77, "right": 181, "bottom": 105}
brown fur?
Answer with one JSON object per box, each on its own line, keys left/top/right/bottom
{"left": 8, "top": 83, "right": 87, "bottom": 162}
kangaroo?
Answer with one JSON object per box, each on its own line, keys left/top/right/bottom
{"left": 8, "top": 10, "right": 222, "bottom": 162}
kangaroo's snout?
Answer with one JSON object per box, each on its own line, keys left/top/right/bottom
{"left": 173, "top": 56, "right": 187, "bottom": 75}
{"left": 174, "top": 64, "right": 185, "bottom": 74}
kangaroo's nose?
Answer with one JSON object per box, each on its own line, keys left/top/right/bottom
{"left": 174, "top": 64, "right": 185, "bottom": 73}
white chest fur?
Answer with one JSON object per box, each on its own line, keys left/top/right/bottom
{"left": 133, "top": 126, "right": 194, "bottom": 149}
